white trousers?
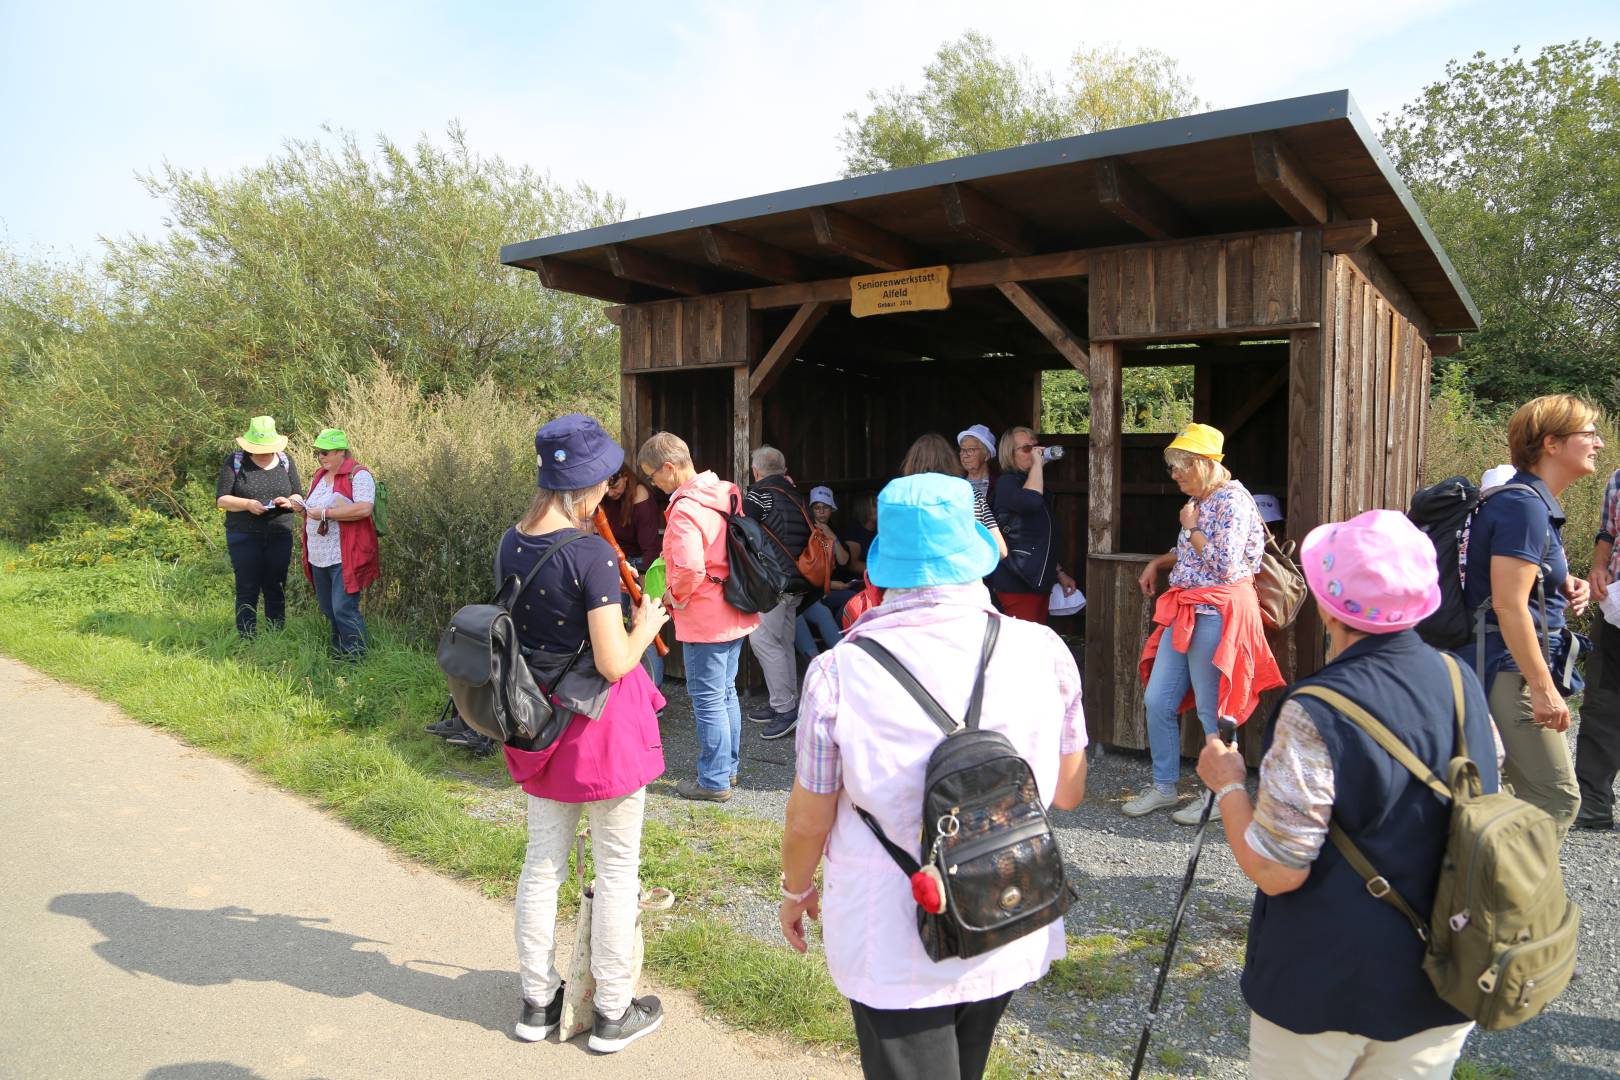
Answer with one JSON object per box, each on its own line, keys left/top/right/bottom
{"left": 514, "top": 789, "right": 645, "bottom": 1017}
{"left": 1249, "top": 1011, "right": 1474, "bottom": 1080}
{"left": 749, "top": 601, "right": 799, "bottom": 711}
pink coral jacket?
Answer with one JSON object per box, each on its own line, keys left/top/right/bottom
{"left": 661, "top": 471, "right": 760, "bottom": 644}
{"left": 1138, "top": 582, "right": 1284, "bottom": 723}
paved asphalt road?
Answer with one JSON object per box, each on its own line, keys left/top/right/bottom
{"left": 0, "top": 656, "right": 856, "bottom": 1080}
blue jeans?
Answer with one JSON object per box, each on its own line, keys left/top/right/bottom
{"left": 1144, "top": 611, "right": 1224, "bottom": 788}
{"left": 683, "top": 639, "right": 742, "bottom": 791}
{"left": 794, "top": 599, "right": 843, "bottom": 658}
{"left": 310, "top": 562, "right": 367, "bottom": 657}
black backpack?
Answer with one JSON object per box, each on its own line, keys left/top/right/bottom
{"left": 1407, "top": 477, "right": 1543, "bottom": 653}
{"left": 435, "top": 530, "right": 587, "bottom": 749}
{"left": 679, "top": 491, "right": 790, "bottom": 615}
{"left": 851, "top": 616, "right": 1074, "bottom": 961}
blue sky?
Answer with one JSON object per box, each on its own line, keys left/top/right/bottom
{"left": 2, "top": 0, "right": 1615, "bottom": 261}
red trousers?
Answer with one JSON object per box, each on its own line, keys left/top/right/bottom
{"left": 995, "top": 590, "right": 1049, "bottom": 625}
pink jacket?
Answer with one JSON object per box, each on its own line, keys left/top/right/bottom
{"left": 662, "top": 471, "right": 760, "bottom": 644}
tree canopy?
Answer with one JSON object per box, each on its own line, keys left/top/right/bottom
{"left": 839, "top": 33, "right": 1201, "bottom": 175}
{"left": 1382, "top": 40, "right": 1620, "bottom": 409}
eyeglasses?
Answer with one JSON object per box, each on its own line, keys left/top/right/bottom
{"left": 1166, "top": 463, "right": 1188, "bottom": 476}
{"left": 314, "top": 447, "right": 339, "bottom": 455}
{"left": 1561, "top": 428, "right": 1600, "bottom": 439}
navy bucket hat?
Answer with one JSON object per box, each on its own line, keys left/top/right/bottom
{"left": 866, "top": 474, "right": 1000, "bottom": 588}
{"left": 535, "top": 413, "right": 624, "bottom": 491}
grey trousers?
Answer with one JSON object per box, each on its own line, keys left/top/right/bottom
{"left": 749, "top": 600, "right": 799, "bottom": 711}
{"left": 1575, "top": 617, "right": 1620, "bottom": 822}
{"left": 1488, "top": 671, "right": 1581, "bottom": 835}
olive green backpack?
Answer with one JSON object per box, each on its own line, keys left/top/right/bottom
{"left": 1292, "top": 652, "right": 1579, "bottom": 1031}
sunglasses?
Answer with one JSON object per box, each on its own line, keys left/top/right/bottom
{"left": 1013, "top": 443, "right": 1036, "bottom": 453}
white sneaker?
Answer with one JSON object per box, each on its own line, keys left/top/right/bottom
{"left": 1122, "top": 787, "right": 1180, "bottom": 818}
{"left": 1172, "top": 791, "right": 1223, "bottom": 826}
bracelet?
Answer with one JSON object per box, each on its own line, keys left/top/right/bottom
{"left": 1213, "top": 780, "right": 1247, "bottom": 803}
{"left": 780, "top": 875, "right": 816, "bottom": 903}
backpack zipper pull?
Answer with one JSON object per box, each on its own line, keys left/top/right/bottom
{"left": 1517, "top": 978, "right": 1536, "bottom": 1009}
{"left": 1477, "top": 964, "right": 1499, "bottom": 993}
{"left": 1449, "top": 909, "right": 1470, "bottom": 932}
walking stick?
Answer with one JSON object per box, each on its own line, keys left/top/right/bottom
{"left": 592, "top": 507, "right": 669, "bottom": 657}
{"left": 1129, "top": 717, "right": 1238, "bottom": 1080}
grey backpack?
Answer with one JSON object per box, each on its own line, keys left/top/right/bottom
{"left": 436, "top": 530, "right": 586, "bottom": 750}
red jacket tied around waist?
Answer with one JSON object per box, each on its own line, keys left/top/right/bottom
{"left": 301, "top": 458, "right": 381, "bottom": 595}
{"left": 1138, "top": 583, "right": 1283, "bottom": 723}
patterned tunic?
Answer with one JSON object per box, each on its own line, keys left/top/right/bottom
{"left": 1168, "top": 479, "right": 1265, "bottom": 615}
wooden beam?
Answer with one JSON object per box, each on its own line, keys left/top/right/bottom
{"left": 996, "top": 282, "right": 1090, "bottom": 376}
{"left": 1252, "top": 133, "right": 1329, "bottom": 226}
{"left": 733, "top": 366, "right": 752, "bottom": 490}
{"left": 1222, "top": 364, "right": 1291, "bottom": 436}
{"left": 605, "top": 244, "right": 719, "bottom": 296}
{"left": 1429, "top": 334, "right": 1463, "bottom": 357}
{"left": 943, "top": 183, "right": 1037, "bottom": 257}
{"left": 1095, "top": 158, "right": 1190, "bottom": 240}
{"left": 809, "top": 206, "right": 931, "bottom": 271}
{"left": 533, "top": 257, "right": 644, "bottom": 304}
{"left": 700, "top": 227, "right": 822, "bottom": 285}
{"left": 748, "top": 248, "right": 1089, "bottom": 310}
{"left": 749, "top": 301, "right": 831, "bottom": 398}
{"left": 1090, "top": 320, "right": 1320, "bottom": 344}
{"left": 602, "top": 304, "right": 624, "bottom": 326}
{"left": 1321, "top": 219, "right": 1378, "bottom": 254}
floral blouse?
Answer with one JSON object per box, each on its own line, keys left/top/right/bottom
{"left": 1168, "top": 479, "right": 1265, "bottom": 612}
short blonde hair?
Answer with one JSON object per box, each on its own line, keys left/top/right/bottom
{"left": 998, "top": 426, "right": 1036, "bottom": 472}
{"left": 637, "top": 431, "right": 692, "bottom": 473}
{"left": 1165, "top": 447, "right": 1231, "bottom": 498}
{"left": 1507, "top": 394, "right": 1600, "bottom": 472}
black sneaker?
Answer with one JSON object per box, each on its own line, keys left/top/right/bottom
{"left": 1572, "top": 815, "right": 1615, "bottom": 831}
{"left": 746, "top": 703, "right": 776, "bottom": 723}
{"left": 588, "top": 995, "right": 663, "bottom": 1053}
{"left": 514, "top": 984, "right": 564, "bottom": 1042}
{"left": 425, "top": 716, "right": 466, "bottom": 736}
{"left": 761, "top": 707, "right": 798, "bottom": 740}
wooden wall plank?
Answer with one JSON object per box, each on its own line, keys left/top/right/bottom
{"left": 1224, "top": 236, "right": 1255, "bottom": 328}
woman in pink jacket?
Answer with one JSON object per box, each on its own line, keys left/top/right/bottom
{"left": 638, "top": 432, "right": 760, "bottom": 801}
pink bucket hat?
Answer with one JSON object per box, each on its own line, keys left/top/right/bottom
{"left": 1300, "top": 509, "right": 1441, "bottom": 634}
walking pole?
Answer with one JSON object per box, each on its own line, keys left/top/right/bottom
{"left": 1128, "top": 717, "right": 1238, "bottom": 1080}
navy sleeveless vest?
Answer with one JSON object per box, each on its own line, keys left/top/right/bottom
{"left": 1241, "top": 629, "right": 1499, "bottom": 1040}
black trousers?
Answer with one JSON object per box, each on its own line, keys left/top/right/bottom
{"left": 849, "top": 991, "right": 1013, "bottom": 1080}
{"left": 225, "top": 529, "right": 293, "bottom": 637}
{"left": 1576, "top": 615, "right": 1620, "bottom": 821}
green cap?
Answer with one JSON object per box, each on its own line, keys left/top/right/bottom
{"left": 313, "top": 428, "right": 349, "bottom": 451}
{"left": 237, "top": 416, "right": 288, "bottom": 453}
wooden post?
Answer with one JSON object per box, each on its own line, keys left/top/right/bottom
{"left": 733, "top": 367, "right": 752, "bottom": 489}
{"left": 1087, "top": 342, "right": 1123, "bottom": 555}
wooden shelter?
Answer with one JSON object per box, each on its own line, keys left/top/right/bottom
{"left": 502, "top": 91, "right": 1479, "bottom": 759}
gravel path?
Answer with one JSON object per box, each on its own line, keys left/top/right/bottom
{"left": 639, "top": 682, "right": 1620, "bottom": 1079}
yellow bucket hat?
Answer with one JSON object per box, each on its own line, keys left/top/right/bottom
{"left": 236, "top": 415, "right": 288, "bottom": 454}
{"left": 1167, "top": 422, "right": 1224, "bottom": 462}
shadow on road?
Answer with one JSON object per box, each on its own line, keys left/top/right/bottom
{"left": 50, "top": 892, "right": 515, "bottom": 1036}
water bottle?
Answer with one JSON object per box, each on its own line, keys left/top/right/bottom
{"left": 1041, "top": 446, "right": 1065, "bottom": 462}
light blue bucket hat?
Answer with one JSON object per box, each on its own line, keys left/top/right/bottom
{"left": 866, "top": 474, "right": 1000, "bottom": 589}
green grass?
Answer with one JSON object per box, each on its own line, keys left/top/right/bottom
{"left": 1044, "top": 928, "right": 1167, "bottom": 1000}
{"left": 1452, "top": 1063, "right": 1516, "bottom": 1080}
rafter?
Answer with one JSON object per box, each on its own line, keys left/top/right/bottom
{"left": 809, "top": 206, "right": 931, "bottom": 271}
{"left": 699, "top": 227, "right": 822, "bottom": 284}
{"left": 533, "top": 257, "right": 646, "bottom": 304}
{"left": 1321, "top": 219, "right": 1378, "bottom": 254}
{"left": 1095, "top": 158, "right": 1191, "bottom": 240}
{"left": 942, "top": 183, "right": 1038, "bottom": 257}
{"left": 1251, "top": 132, "right": 1329, "bottom": 226}
{"left": 605, "top": 244, "right": 721, "bottom": 296}
{"left": 997, "top": 282, "right": 1090, "bottom": 376}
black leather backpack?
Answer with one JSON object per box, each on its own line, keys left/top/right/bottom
{"left": 852, "top": 616, "right": 1074, "bottom": 961}
{"left": 436, "top": 529, "right": 586, "bottom": 750}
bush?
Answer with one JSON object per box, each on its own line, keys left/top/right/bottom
{"left": 320, "top": 368, "right": 610, "bottom": 640}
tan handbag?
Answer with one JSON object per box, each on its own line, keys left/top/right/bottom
{"left": 1255, "top": 527, "right": 1307, "bottom": 631}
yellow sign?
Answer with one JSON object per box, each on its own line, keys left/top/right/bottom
{"left": 849, "top": 265, "right": 952, "bottom": 318}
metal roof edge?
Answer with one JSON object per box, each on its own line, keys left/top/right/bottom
{"left": 1339, "top": 92, "right": 1480, "bottom": 332}
{"left": 499, "top": 90, "right": 1357, "bottom": 267}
